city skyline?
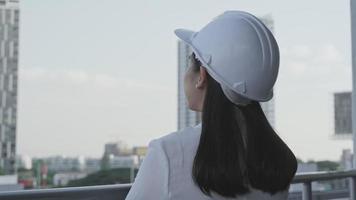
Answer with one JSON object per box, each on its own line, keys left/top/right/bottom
{"left": 18, "top": 0, "right": 352, "bottom": 161}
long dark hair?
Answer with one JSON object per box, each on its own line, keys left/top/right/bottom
{"left": 190, "top": 53, "right": 297, "bottom": 198}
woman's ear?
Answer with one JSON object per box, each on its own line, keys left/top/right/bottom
{"left": 196, "top": 66, "right": 207, "bottom": 89}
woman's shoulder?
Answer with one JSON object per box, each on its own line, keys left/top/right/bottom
{"left": 148, "top": 123, "right": 201, "bottom": 150}
{"left": 147, "top": 123, "right": 202, "bottom": 167}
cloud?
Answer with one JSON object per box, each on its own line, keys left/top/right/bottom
{"left": 280, "top": 44, "right": 349, "bottom": 79}
{"left": 284, "top": 44, "right": 313, "bottom": 59}
{"left": 17, "top": 67, "right": 176, "bottom": 157}
{"left": 313, "top": 44, "right": 344, "bottom": 64}
{"left": 20, "top": 68, "right": 172, "bottom": 93}
{"left": 288, "top": 62, "right": 308, "bottom": 75}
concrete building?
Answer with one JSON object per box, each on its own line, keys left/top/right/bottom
{"left": 84, "top": 157, "right": 101, "bottom": 174}
{"left": 177, "top": 15, "right": 277, "bottom": 130}
{"left": 340, "top": 149, "right": 353, "bottom": 170}
{"left": 104, "top": 141, "right": 131, "bottom": 157}
{"left": 333, "top": 92, "right": 352, "bottom": 136}
{"left": 0, "top": 0, "right": 19, "bottom": 175}
{"left": 108, "top": 155, "right": 139, "bottom": 169}
{"left": 0, "top": 174, "right": 23, "bottom": 191}
{"left": 43, "top": 156, "right": 85, "bottom": 172}
{"left": 177, "top": 40, "right": 201, "bottom": 130}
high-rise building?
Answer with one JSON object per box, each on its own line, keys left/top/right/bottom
{"left": 177, "top": 41, "right": 201, "bottom": 130}
{"left": 42, "top": 156, "right": 86, "bottom": 172}
{"left": 333, "top": 92, "right": 352, "bottom": 136}
{"left": 0, "top": 0, "right": 19, "bottom": 174}
{"left": 177, "top": 15, "right": 276, "bottom": 130}
{"left": 259, "top": 15, "right": 276, "bottom": 128}
{"left": 340, "top": 149, "right": 353, "bottom": 170}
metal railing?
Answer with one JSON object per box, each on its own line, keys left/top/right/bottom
{"left": 292, "top": 169, "right": 356, "bottom": 200}
{"left": 0, "top": 170, "right": 356, "bottom": 200}
{"left": 0, "top": 184, "right": 131, "bottom": 200}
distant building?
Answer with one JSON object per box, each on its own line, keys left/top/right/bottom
{"left": 334, "top": 92, "right": 352, "bottom": 136}
{"left": 104, "top": 141, "right": 132, "bottom": 156}
{"left": 340, "top": 149, "right": 353, "bottom": 170}
{"left": 176, "top": 16, "right": 277, "bottom": 130}
{"left": 132, "top": 146, "right": 147, "bottom": 157}
{"left": 42, "top": 156, "right": 85, "bottom": 172}
{"left": 108, "top": 155, "right": 139, "bottom": 169}
{"left": 332, "top": 149, "right": 354, "bottom": 191}
{"left": 132, "top": 146, "right": 147, "bottom": 166}
{"left": 0, "top": 174, "right": 23, "bottom": 191}
{"left": 84, "top": 157, "right": 101, "bottom": 174}
{"left": 177, "top": 40, "right": 201, "bottom": 130}
{"left": 0, "top": 0, "right": 20, "bottom": 175}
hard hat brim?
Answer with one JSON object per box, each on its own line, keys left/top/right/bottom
{"left": 174, "top": 29, "right": 196, "bottom": 46}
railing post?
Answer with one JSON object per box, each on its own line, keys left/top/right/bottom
{"left": 302, "top": 182, "right": 312, "bottom": 200}
{"left": 350, "top": 177, "right": 356, "bottom": 200}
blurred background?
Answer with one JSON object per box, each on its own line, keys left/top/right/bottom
{"left": 0, "top": 0, "right": 354, "bottom": 195}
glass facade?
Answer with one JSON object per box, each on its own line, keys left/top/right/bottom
{"left": 177, "top": 41, "right": 201, "bottom": 130}
{"left": 334, "top": 92, "right": 352, "bottom": 135}
{"left": 0, "top": 0, "right": 18, "bottom": 174}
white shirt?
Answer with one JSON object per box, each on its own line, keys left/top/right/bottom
{"left": 125, "top": 123, "right": 290, "bottom": 200}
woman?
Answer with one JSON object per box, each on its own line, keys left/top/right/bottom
{"left": 125, "top": 10, "right": 297, "bottom": 200}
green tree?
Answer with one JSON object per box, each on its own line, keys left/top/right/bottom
{"left": 316, "top": 160, "right": 340, "bottom": 171}
{"left": 0, "top": 167, "right": 5, "bottom": 175}
{"left": 305, "top": 160, "right": 340, "bottom": 171}
{"left": 66, "top": 168, "right": 139, "bottom": 187}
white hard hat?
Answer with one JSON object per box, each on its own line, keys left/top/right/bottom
{"left": 174, "top": 10, "right": 279, "bottom": 105}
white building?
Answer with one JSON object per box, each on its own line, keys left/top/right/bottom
{"left": 108, "top": 155, "right": 139, "bottom": 169}
{"left": 44, "top": 156, "right": 85, "bottom": 172}
{"left": 340, "top": 149, "right": 353, "bottom": 170}
{"left": 84, "top": 157, "right": 101, "bottom": 174}
{"left": 132, "top": 146, "right": 148, "bottom": 166}
{"left": 176, "top": 15, "right": 276, "bottom": 130}
{"left": 0, "top": 174, "right": 23, "bottom": 191}
{"left": 104, "top": 141, "right": 132, "bottom": 156}
{"left": 0, "top": 0, "right": 19, "bottom": 175}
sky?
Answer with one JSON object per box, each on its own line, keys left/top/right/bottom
{"left": 17, "top": 0, "right": 353, "bottom": 161}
